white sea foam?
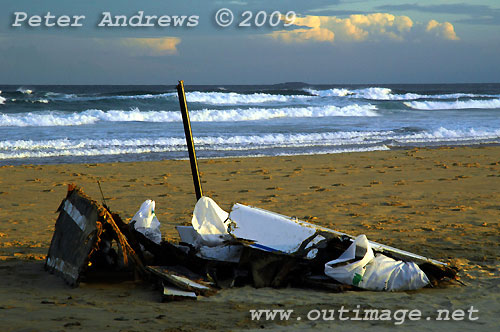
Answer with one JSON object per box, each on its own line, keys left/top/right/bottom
{"left": 17, "top": 87, "right": 33, "bottom": 95}
{"left": 272, "top": 145, "right": 391, "bottom": 157}
{"left": 0, "top": 94, "right": 5, "bottom": 105}
{"left": 238, "top": 145, "right": 391, "bottom": 159}
{"left": 0, "top": 109, "right": 181, "bottom": 127}
{"left": 45, "top": 92, "right": 77, "bottom": 99}
{"left": 106, "top": 93, "right": 176, "bottom": 100}
{"left": 0, "top": 105, "right": 378, "bottom": 127}
{"left": 3, "top": 126, "right": 499, "bottom": 161}
{"left": 355, "top": 88, "right": 422, "bottom": 100}
{"left": 304, "top": 88, "right": 352, "bottom": 97}
{"left": 211, "top": 127, "right": 500, "bottom": 147}
{"left": 306, "top": 87, "right": 421, "bottom": 100}
{"left": 44, "top": 92, "right": 176, "bottom": 102}
{"left": 45, "top": 90, "right": 304, "bottom": 104}
{"left": 29, "top": 88, "right": 500, "bottom": 106}
{"left": 0, "top": 144, "right": 391, "bottom": 160}
{"left": 28, "top": 99, "right": 49, "bottom": 104}
{"left": 0, "top": 131, "right": 384, "bottom": 151}
{"left": 185, "top": 91, "right": 311, "bottom": 104}
{"left": 41, "top": 90, "right": 324, "bottom": 104}
{"left": 192, "top": 131, "right": 386, "bottom": 148}
{"left": 404, "top": 99, "right": 500, "bottom": 110}
{"left": 189, "top": 105, "right": 378, "bottom": 121}
{"left": 0, "top": 145, "right": 184, "bottom": 160}
{"left": 0, "top": 110, "right": 101, "bottom": 127}
{"left": 391, "top": 127, "right": 500, "bottom": 144}
{"left": 0, "top": 131, "right": 390, "bottom": 160}
{"left": 306, "top": 87, "right": 488, "bottom": 101}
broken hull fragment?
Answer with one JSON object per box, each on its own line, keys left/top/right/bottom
{"left": 229, "top": 203, "right": 325, "bottom": 258}
{"left": 228, "top": 202, "right": 447, "bottom": 266}
{"left": 190, "top": 197, "right": 457, "bottom": 290}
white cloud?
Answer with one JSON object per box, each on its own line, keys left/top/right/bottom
{"left": 270, "top": 13, "right": 459, "bottom": 44}
{"left": 426, "top": 20, "right": 459, "bottom": 40}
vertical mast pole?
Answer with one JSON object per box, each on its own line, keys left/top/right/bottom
{"left": 177, "top": 80, "right": 203, "bottom": 201}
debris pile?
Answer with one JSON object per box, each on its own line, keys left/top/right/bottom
{"left": 44, "top": 80, "right": 460, "bottom": 300}
{"left": 45, "top": 185, "right": 459, "bottom": 301}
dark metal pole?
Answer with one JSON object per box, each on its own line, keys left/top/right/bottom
{"left": 177, "top": 80, "right": 203, "bottom": 201}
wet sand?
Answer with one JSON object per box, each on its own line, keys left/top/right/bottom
{"left": 0, "top": 146, "right": 499, "bottom": 331}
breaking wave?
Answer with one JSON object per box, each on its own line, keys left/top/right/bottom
{"left": 0, "top": 91, "right": 5, "bottom": 105}
{"left": 17, "top": 87, "right": 33, "bottom": 95}
{"left": 41, "top": 91, "right": 311, "bottom": 105}
{"left": 0, "top": 144, "right": 390, "bottom": 160}
{"left": 0, "top": 105, "right": 378, "bottom": 127}
{"left": 187, "top": 105, "right": 378, "bottom": 121}
{"left": 391, "top": 127, "right": 500, "bottom": 144}
{"left": 0, "top": 131, "right": 391, "bottom": 160}
{"left": 5, "top": 87, "right": 500, "bottom": 108}
{"left": 306, "top": 87, "right": 421, "bottom": 100}
{"left": 305, "top": 87, "right": 487, "bottom": 101}
{"left": 185, "top": 91, "right": 311, "bottom": 105}
{"left": 2, "top": 126, "right": 498, "bottom": 160}
{"left": 44, "top": 92, "right": 176, "bottom": 102}
{"left": 14, "top": 87, "right": 498, "bottom": 107}
{"left": 404, "top": 99, "right": 500, "bottom": 110}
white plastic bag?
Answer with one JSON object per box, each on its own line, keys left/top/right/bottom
{"left": 324, "top": 234, "right": 429, "bottom": 291}
{"left": 132, "top": 200, "right": 162, "bottom": 244}
{"left": 324, "top": 234, "right": 374, "bottom": 287}
{"left": 362, "top": 254, "right": 430, "bottom": 291}
{"left": 191, "top": 196, "right": 231, "bottom": 246}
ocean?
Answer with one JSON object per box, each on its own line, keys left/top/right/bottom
{"left": 1, "top": 83, "right": 499, "bottom": 165}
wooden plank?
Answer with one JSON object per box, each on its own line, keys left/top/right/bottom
{"left": 162, "top": 285, "right": 197, "bottom": 302}
{"left": 147, "top": 266, "right": 216, "bottom": 296}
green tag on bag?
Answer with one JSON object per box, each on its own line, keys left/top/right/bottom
{"left": 353, "top": 273, "right": 363, "bottom": 286}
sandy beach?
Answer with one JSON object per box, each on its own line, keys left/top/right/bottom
{"left": 0, "top": 146, "right": 499, "bottom": 331}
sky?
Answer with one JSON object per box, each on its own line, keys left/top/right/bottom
{"left": 0, "top": 0, "right": 499, "bottom": 84}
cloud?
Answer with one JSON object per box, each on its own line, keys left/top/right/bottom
{"left": 426, "top": 20, "right": 459, "bottom": 40}
{"left": 270, "top": 13, "right": 459, "bottom": 43}
{"left": 335, "top": 13, "right": 414, "bottom": 41}
{"left": 271, "top": 13, "right": 414, "bottom": 43}
{"left": 271, "top": 28, "right": 334, "bottom": 43}
{"left": 272, "top": 15, "right": 334, "bottom": 43}
{"left": 118, "top": 37, "right": 181, "bottom": 56}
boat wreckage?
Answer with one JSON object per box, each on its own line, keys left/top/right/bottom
{"left": 45, "top": 81, "right": 459, "bottom": 301}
